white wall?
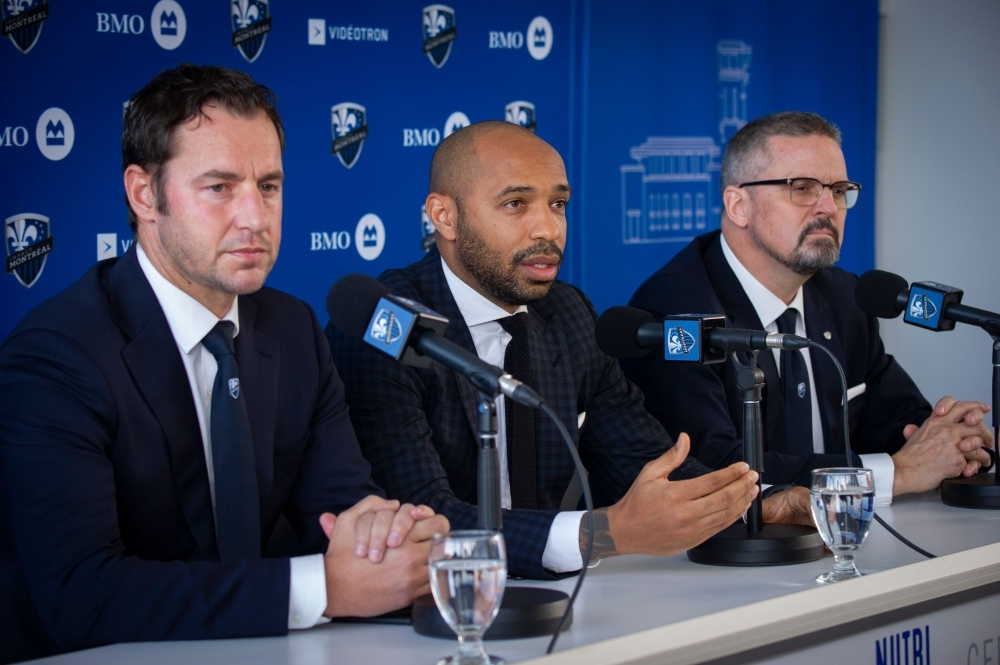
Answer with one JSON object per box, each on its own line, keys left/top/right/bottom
{"left": 876, "top": 0, "right": 1000, "bottom": 407}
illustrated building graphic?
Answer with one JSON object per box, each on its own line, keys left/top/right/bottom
{"left": 621, "top": 40, "right": 752, "bottom": 245}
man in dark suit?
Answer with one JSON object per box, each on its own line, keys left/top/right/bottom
{"left": 328, "top": 121, "right": 811, "bottom": 581}
{"left": 626, "top": 111, "right": 993, "bottom": 500}
{"left": 0, "top": 65, "right": 446, "bottom": 663}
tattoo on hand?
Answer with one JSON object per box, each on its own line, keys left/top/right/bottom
{"left": 579, "top": 508, "right": 619, "bottom": 560}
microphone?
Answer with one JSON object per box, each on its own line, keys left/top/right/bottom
{"left": 326, "top": 274, "right": 542, "bottom": 407}
{"left": 855, "top": 270, "right": 1000, "bottom": 335}
{"left": 595, "top": 306, "right": 811, "bottom": 363}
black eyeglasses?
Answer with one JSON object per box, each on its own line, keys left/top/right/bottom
{"left": 739, "top": 177, "right": 862, "bottom": 210}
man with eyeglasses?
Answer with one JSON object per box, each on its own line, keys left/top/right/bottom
{"left": 624, "top": 111, "right": 993, "bottom": 503}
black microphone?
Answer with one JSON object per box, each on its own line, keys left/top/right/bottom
{"left": 595, "top": 306, "right": 811, "bottom": 363}
{"left": 855, "top": 270, "right": 1000, "bottom": 335}
{"left": 326, "top": 274, "right": 543, "bottom": 407}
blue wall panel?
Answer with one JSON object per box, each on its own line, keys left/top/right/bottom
{"left": 0, "top": 1, "right": 876, "bottom": 338}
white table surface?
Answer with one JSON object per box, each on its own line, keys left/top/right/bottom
{"left": 29, "top": 490, "right": 1000, "bottom": 665}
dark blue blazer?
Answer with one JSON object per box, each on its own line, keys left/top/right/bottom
{"left": 327, "top": 248, "right": 710, "bottom": 580}
{"left": 0, "top": 247, "right": 381, "bottom": 663}
{"left": 625, "top": 231, "right": 931, "bottom": 487}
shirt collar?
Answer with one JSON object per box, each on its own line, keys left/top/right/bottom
{"left": 720, "top": 233, "right": 804, "bottom": 329}
{"left": 441, "top": 257, "right": 527, "bottom": 327}
{"left": 137, "top": 242, "right": 240, "bottom": 354}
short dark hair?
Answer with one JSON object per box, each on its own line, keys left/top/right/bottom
{"left": 720, "top": 111, "right": 841, "bottom": 195}
{"left": 122, "top": 64, "right": 284, "bottom": 232}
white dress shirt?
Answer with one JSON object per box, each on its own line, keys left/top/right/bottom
{"left": 441, "top": 259, "right": 585, "bottom": 573}
{"left": 137, "top": 244, "right": 328, "bottom": 629}
{"left": 719, "top": 234, "right": 895, "bottom": 505}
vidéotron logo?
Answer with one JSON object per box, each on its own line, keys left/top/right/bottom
{"left": 5, "top": 213, "right": 52, "bottom": 288}
{"left": 370, "top": 308, "right": 402, "bottom": 345}
{"left": 231, "top": 0, "right": 270, "bottom": 63}
{"left": 355, "top": 213, "right": 384, "bottom": 261}
{"left": 908, "top": 293, "right": 937, "bottom": 321}
{"left": 36, "top": 107, "right": 73, "bottom": 161}
{"left": 666, "top": 326, "right": 696, "bottom": 356}
{"left": 2, "top": 0, "right": 49, "bottom": 54}
{"left": 505, "top": 101, "right": 536, "bottom": 133}
{"left": 331, "top": 103, "right": 367, "bottom": 169}
{"left": 422, "top": 4, "right": 455, "bottom": 68}
{"left": 151, "top": 0, "right": 185, "bottom": 50}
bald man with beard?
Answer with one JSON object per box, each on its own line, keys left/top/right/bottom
{"left": 327, "top": 121, "right": 812, "bottom": 580}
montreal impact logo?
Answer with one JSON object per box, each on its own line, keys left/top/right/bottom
{"left": 231, "top": 0, "right": 270, "bottom": 63}
{"left": 505, "top": 101, "right": 536, "bottom": 133}
{"left": 422, "top": 4, "right": 455, "bottom": 68}
{"left": 666, "top": 326, "right": 696, "bottom": 356}
{"left": 908, "top": 293, "right": 937, "bottom": 321}
{"left": 331, "top": 103, "right": 367, "bottom": 169}
{"left": 2, "top": 0, "right": 49, "bottom": 54}
{"left": 228, "top": 378, "right": 240, "bottom": 399}
{"left": 5, "top": 213, "right": 52, "bottom": 288}
{"left": 370, "top": 309, "right": 403, "bottom": 345}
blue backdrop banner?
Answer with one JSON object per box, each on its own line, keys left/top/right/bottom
{"left": 0, "top": 0, "right": 877, "bottom": 339}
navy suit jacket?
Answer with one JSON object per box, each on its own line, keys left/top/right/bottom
{"left": 624, "top": 231, "right": 932, "bottom": 487}
{"left": 326, "top": 248, "right": 710, "bottom": 580}
{"left": 0, "top": 247, "right": 381, "bottom": 663}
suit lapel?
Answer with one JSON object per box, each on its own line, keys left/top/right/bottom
{"left": 234, "top": 297, "right": 280, "bottom": 504}
{"left": 803, "top": 284, "right": 845, "bottom": 454}
{"left": 703, "top": 237, "right": 789, "bottom": 453}
{"left": 419, "top": 255, "right": 483, "bottom": 435}
{"left": 110, "top": 248, "right": 219, "bottom": 561}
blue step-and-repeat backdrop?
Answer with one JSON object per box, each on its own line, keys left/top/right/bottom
{"left": 0, "top": 0, "right": 877, "bottom": 340}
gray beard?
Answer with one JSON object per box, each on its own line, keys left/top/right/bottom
{"left": 750, "top": 217, "right": 841, "bottom": 276}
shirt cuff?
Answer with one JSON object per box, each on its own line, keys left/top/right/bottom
{"left": 542, "top": 511, "right": 585, "bottom": 573}
{"left": 288, "top": 554, "right": 331, "bottom": 630}
{"left": 859, "top": 453, "right": 895, "bottom": 506}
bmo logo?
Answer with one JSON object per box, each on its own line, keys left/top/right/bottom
{"left": 96, "top": 13, "right": 145, "bottom": 34}
{"left": 402, "top": 127, "right": 440, "bottom": 147}
{"left": 355, "top": 213, "right": 385, "bottom": 261}
{"left": 487, "top": 16, "right": 552, "bottom": 60}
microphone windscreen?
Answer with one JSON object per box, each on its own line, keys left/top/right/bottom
{"left": 326, "top": 273, "right": 390, "bottom": 339}
{"left": 855, "top": 270, "right": 909, "bottom": 319}
{"left": 596, "top": 306, "right": 656, "bottom": 359}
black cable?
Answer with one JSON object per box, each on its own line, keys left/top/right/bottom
{"left": 540, "top": 401, "right": 594, "bottom": 655}
{"left": 808, "top": 341, "right": 936, "bottom": 559}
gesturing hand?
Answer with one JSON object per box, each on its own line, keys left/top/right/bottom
{"left": 600, "top": 433, "right": 759, "bottom": 558}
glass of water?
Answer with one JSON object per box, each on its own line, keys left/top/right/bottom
{"left": 810, "top": 468, "right": 875, "bottom": 584}
{"left": 429, "top": 530, "right": 507, "bottom": 665}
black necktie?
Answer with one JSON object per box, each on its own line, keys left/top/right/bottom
{"left": 201, "top": 321, "right": 260, "bottom": 561}
{"left": 499, "top": 313, "right": 537, "bottom": 510}
{"left": 776, "top": 309, "right": 813, "bottom": 456}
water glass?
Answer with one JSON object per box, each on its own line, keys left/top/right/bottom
{"left": 429, "top": 530, "right": 507, "bottom": 665}
{"left": 810, "top": 468, "right": 875, "bottom": 583}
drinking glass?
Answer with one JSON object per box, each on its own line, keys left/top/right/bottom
{"left": 810, "top": 468, "right": 875, "bottom": 583}
{"left": 429, "top": 530, "right": 507, "bottom": 665}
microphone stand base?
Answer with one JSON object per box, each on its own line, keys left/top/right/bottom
{"left": 687, "top": 522, "right": 825, "bottom": 566}
{"left": 940, "top": 475, "right": 1000, "bottom": 509}
{"left": 413, "top": 587, "right": 571, "bottom": 640}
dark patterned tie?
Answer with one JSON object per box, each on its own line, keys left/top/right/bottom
{"left": 201, "top": 321, "right": 261, "bottom": 561}
{"left": 776, "top": 308, "right": 813, "bottom": 456}
{"left": 499, "top": 312, "right": 537, "bottom": 510}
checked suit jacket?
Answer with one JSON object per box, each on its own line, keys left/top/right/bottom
{"left": 0, "top": 246, "right": 381, "bottom": 663}
{"left": 327, "top": 247, "right": 710, "bottom": 580}
{"left": 624, "top": 231, "right": 932, "bottom": 487}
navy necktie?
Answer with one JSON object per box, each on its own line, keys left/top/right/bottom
{"left": 776, "top": 309, "right": 813, "bottom": 456}
{"left": 499, "top": 313, "right": 537, "bottom": 510}
{"left": 201, "top": 321, "right": 260, "bottom": 561}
